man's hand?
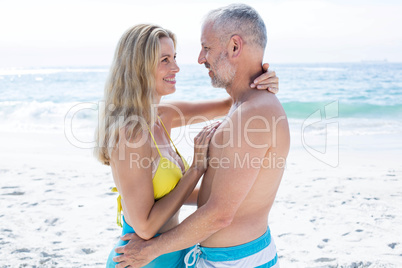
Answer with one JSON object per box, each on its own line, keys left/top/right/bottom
{"left": 250, "top": 63, "right": 279, "bottom": 94}
{"left": 113, "top": 233, "right": 155, "bottom": 268}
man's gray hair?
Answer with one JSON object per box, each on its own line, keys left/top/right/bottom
{"left": 203, "top": 3, "right": 267, "bottom": 50}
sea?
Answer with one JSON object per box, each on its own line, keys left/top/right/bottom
{"left": 1, "top": 62, "right": 401, "bottom": 144}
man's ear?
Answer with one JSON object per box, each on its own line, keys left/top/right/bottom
{"left": 229, "top": 35, "right": 243, "bottom": 58}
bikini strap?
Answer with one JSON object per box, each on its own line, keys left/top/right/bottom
{"left": 111, "top": 187, "right": 122, "bottom": 228}
{"left": 146, "top": 123, "right": 162, "bottom": 157}
{"left": 158, "top": 116, "right": 179, "bottom": 154}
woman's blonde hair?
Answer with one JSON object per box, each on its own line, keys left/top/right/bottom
{"left": 94, "top": 24, "right": 176, "bottom": 165}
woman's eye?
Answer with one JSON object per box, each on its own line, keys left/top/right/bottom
{"left": 162, "top": 58, "right": 168, "bottom": 62}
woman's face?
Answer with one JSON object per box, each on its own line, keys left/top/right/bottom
{"left": 155, "top": 37, "right": 180, "bottom": 98}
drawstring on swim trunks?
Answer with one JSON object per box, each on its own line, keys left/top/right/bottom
{"left": 184, "top": 245, "right": 201, "bottom": 268}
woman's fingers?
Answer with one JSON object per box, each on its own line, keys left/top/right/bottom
{"left": 255, "top": 74, "right": 278, "bottom": 86}
{"left": 192, "top": 122, "right": 221, "bottom": 171}
{"left": 194, "top": 123, "right": 219, "bottom": 149}
{"left": 254, "top": 73, "right": 279, "bottom": 94}
{"left": 256, "top": 84, "right": 278, "bottom": 90}
{"left": 197, "top": 127, "right": 214, "bottom": 145}
{"left": 208, "top": 127, "right": 217, "bottom": 137}
{"left": 267, "top": 87, "right": 279, "bottom": 94}
{"left": 251, "top": 71, "right": 278, "bottom": 89}
{"left": 254, "top": 70, "right": 276, "bottom": 84}
{"left": 195, "top": 122, "right": 220, "bottom": 139}
{"left": 194, "top": 125, "right": 210, "bottom": 141}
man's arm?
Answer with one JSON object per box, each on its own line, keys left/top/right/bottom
{"left": 114, "top": 108, "right": 272, "bottom": 267}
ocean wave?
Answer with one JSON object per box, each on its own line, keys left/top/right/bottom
{"left": 287, "top": 117, "right": 402, "bottom": 137}
{"left": 0, "top": 101, "right": 98, "bottom": 133}
{"left": 282, "top": 101, "right": 402, "bottom": 119}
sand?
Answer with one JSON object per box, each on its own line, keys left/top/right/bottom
{"left": 0, "top": 124, "right": 401, "bottom": 267}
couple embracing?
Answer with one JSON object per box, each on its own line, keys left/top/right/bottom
{"left": 94, "top": 3, "right": 289, "bottom": 268}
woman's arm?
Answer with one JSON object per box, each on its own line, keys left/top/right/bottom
{"left": 184, "top": 187, "right": 199, "bottom": 206}
{"left": 159, "top": 97, "right": 232, "bottom": 128}
{"left": 111, "top": 127, "right": 214, "bottom": 240}
{"left": 159, "top": 63, "right": 279, "bottom": 128}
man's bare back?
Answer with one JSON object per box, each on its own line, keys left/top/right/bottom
{"left": 198, "top": 90, "right": 290, "bottom": 247}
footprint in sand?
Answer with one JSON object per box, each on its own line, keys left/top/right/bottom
{"left": 2, "top": 191, "right": 25, "bottom": 195}
{"left": 388, "top": 242, "right": 398, "bottom": 249}
{"left": 12, "top": 248, "right": 30, "bottom": 253}
{"left": 278, "top": 233, "right": 290, "bottom": 237}
{"left": 81, "top": 248, "right": 95, "bottom": 254}
{"left": 315, "top": 257, "right": 335, "bottom": 262}
{"left": 45, "top": 218, "right": 59, "bottom": 226}
{"left": 41, "top": 252, "right": 62, "bottom": 258}
{"left": 1, "top": 186, "right": 18, "bottom": 189}
{"left": 39, "top": 258, "right": 52, "bottom": 265}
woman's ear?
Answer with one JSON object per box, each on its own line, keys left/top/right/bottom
{"left": 229, "top": 35, "right": 243, "bottom": 58}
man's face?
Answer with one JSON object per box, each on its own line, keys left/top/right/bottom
{"left": 198, "top": 23, "right": 236, "bottom": 88}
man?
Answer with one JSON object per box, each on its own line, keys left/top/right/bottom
{"left": 114, "top": 4, "right": 290, "bottom": 267}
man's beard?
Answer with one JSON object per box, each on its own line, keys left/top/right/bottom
{"left": 210, "top": 52, "right": 236, "bottom": 88}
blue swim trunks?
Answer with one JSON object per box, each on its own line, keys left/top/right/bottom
{"left": 184, "top": 228, "right": 279, "bottom": 268}
{"left": 106, "top": 217, "right": 193, "bottom": 268}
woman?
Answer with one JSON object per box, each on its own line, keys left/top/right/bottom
{"left": 94, "top": 24, "right": 278, "bottom": 267}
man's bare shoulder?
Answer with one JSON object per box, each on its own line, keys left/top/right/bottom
{"left": 241, "top": 91, "right": 286, "bottom": 119}
{"left": 240, "top": 91, "right": 289, "bottom": 146}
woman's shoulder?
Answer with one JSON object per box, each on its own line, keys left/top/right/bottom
{"left": 157, "top": 104, "right": 177, "bottom": 126}
{"left": 110, "top": 128, "right": 153, "bottom": 163}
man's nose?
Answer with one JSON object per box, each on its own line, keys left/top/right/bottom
{"left": 198, "top": 50, "right": 206, "bottom": 65}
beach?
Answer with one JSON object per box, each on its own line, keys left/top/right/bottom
{"left": 1, "top": 124, "right": 401, "bottom": 267}
{"left": 1, "top": 64, "right": 402, "bottom": 267}
{"left": 1, "top": 0, "right": 402, "bottom": 264}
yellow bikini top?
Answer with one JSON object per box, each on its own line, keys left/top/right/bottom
{"left": 112, "top": 116, "right": 189, "bottom": 227}
{"left": 149, "top": 117, "right": 190, "bottom": 199}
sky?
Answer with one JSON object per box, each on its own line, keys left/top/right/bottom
{"left": 1, "top": 0, "right": 402, "bottom": 67}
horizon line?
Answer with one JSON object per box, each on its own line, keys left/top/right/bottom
{"left": 1, "top": 61, "right": 400, "bottom": 69}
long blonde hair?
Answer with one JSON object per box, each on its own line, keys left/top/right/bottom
{"left": 94, "top": 24, "right": 176, "bottom": 165}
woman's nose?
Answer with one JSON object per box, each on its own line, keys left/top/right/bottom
{"left": 172, "top": 61, "right": 180, "bottom": 73}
